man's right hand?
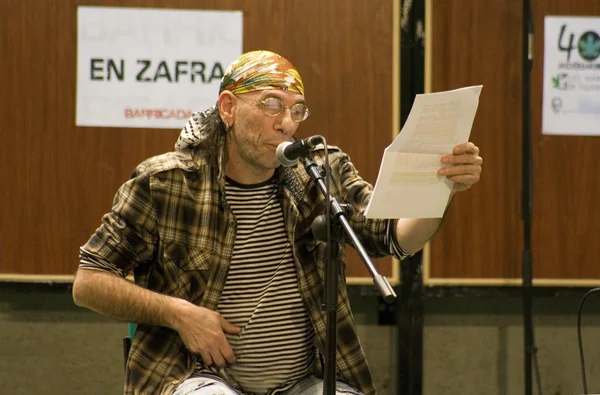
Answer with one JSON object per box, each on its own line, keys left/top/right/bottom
{"left": 72, "top": 270, "right": 241, "bottom": 367}
{"left": 172, "top": 303, "right": 241, "bottom": 367}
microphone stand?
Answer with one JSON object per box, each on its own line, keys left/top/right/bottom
{"left": 522, "top": 1, "right": 543, "bottom": 394}
{"left": 302, "top": 155, "right": 397, "bottom": 395}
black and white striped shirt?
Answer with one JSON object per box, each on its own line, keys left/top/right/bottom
{"left": 201, "top": 177, "right": 315, "bottom": 393}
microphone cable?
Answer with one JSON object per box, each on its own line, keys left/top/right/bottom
{"left": 577, "top": 287, "right": 600, "bottom": 394}
{"left": 322, "top": 137, "right": 330, "bottom": 278}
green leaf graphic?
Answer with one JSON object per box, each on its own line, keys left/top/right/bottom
{"left": 579, "top": 34, "right": 600, "bottom": 59}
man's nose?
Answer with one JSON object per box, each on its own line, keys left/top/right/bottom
{"left": 275, "top": 109, "right": 296, "bottom": 137}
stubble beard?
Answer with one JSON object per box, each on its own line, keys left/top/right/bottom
{"left": 232, "top": 118, "right": 279, "bottom": 177}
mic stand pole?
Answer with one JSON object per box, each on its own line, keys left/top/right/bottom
{"left": 522, "top": 1, "right": 541, "bottom": 395}
{"left": 302, "top": 156, "right": 397, "bottom": 395}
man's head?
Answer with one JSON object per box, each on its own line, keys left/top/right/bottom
{"left": 219, "top": 50, "right": 305, "bottom": 96}
{"left": 217, "top": 50, "right": 309, "bottom": 181}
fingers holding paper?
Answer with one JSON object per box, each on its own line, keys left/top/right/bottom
{"left": 438, "top": 142, "right": 483, "bottom": 193}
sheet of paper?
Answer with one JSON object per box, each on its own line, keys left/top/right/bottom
{"left": 364, "top": 85, "right": 483, "bottom": 219}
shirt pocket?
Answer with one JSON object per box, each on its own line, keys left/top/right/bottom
{"left": 305, "top": 239, "right": 347, "bottom": 282}
{"left": 176, "top": 247, "right": 212, "bottom": 271}
{"left": 161, "top": 241, "right": 213, "bottom": 303}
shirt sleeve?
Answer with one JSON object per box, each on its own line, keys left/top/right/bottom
{"left": 79, "top": 170, "right": 158, "bottom": 277}
{"left": 332, "top": 150, "right": 411, "bottom": 261}
{"left": 383, "top": 219, "right": 413, "bottom": 261}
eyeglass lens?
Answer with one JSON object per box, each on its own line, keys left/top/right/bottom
{"left": 262, "top": 97, "right": 309, "bottom": 122}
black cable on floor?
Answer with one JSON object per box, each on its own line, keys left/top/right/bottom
{"left": 577, "top": 287, "right": 600, "bottom": 394}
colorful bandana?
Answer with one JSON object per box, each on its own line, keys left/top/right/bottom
{"left": 219, "top": 50, "right": 304, "bottom": 96}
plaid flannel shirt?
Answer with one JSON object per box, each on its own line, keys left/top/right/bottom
{"left": 79, "top": 145, "right": 405, "bottom": 395}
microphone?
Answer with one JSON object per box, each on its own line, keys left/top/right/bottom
{"left": 276, "top": 135, "right": 324, "bottom": 167}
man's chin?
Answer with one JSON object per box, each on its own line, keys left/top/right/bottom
{"left": 266, "top": 155, "right": 283, "bottom": 169}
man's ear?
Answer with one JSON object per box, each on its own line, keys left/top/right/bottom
{"left": 218, "top": 91, "right": 236, "bottom": 127}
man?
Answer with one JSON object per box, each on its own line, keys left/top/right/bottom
{"left": 72, "top": 50, "right": 482, "bottom": 395}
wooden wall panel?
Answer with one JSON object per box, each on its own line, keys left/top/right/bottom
{"left": 428, "top": 0, "right": 600, "bottom": 284}
{"left": 530, "top": 0, "right": 600, "bottom": 281}
{"left": 0, "top": 0, "right": 396, "bottom": 279}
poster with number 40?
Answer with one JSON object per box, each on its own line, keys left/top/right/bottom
{"left": 543, "top": 16, "right": 600, "bottom": 136}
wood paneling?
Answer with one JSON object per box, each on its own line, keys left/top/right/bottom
{"left": 530, "top": 0, "right": 600, "bottom": 280}
{"left": 0, "top": 0, "right": 395, "bottom": 278}
{"left": 428, "top": 0, "right": 600, "bottom": 283}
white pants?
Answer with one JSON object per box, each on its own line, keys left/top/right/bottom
{"left": 172, "top": 375, "right": 364, "bottom": 395}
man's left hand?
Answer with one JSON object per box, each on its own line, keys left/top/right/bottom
{"left": 438, "top": 142, "right": 483, "bottom": 193}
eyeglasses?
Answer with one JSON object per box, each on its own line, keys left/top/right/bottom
{"left": 236, "top": 95, "right": 310, "bottom": 122}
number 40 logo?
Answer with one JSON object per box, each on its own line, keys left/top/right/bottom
{"left": 558, "top": 24, "right": 600, "bottom": 62}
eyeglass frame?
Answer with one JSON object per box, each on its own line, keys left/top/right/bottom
{"left": 234, "top": 94, "right": 311, "bottom": 122}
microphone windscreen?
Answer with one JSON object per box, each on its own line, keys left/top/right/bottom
{"left": 276, "top": 141, "right": 298, "bottom": 167}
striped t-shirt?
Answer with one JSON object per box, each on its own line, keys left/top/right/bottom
{"left": 197, "top": 177, "right": 315, "bottom": 393}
